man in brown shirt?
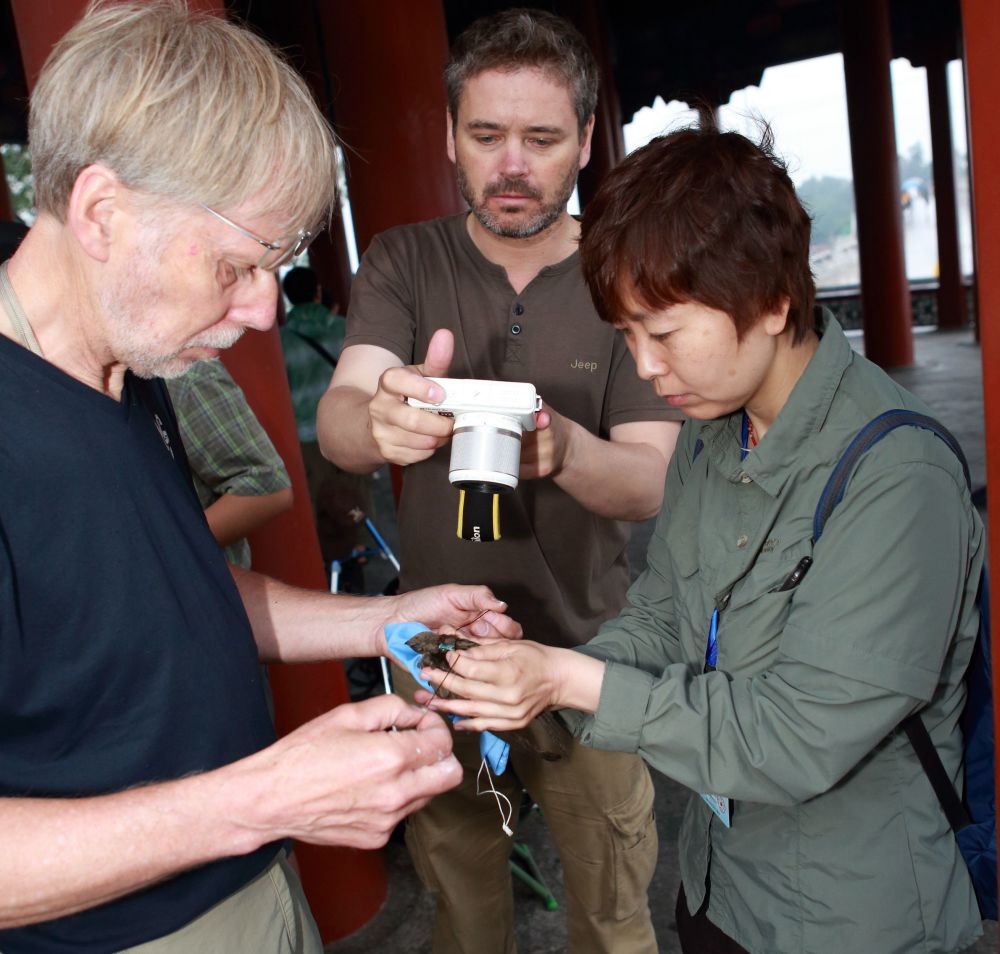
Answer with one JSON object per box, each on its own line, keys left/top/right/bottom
{"left": 319, "top": 10, "right": 682, "bottom": 953}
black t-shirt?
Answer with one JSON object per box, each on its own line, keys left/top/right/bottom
{"left": 0, "top": 337, "right": 278, "bottom": 952}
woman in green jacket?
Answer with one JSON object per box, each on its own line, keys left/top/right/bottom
{"left": 418, "top": 120, "right": 984, "bottom": 954}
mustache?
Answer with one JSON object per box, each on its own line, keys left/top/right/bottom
{"left": 482, "top": 178, "right": 542, "bottom": 201}
{"left": 185, "top": 324, "right": 245, "bottom": 351}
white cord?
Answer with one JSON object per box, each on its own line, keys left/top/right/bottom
{"left": 477, "top": 757, "right": 513, "bottom": 837}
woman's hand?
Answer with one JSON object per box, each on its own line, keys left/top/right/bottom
{"left": 414, "top": 640, "right": 605, "bottom": 732}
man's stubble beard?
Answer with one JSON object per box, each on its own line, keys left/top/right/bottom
{"left": 457, "top": 157, "right": 580, "bottom": 239}
{"left": 99, "top": 252, "right": 244, "bottom": 380}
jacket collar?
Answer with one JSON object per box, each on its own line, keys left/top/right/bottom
{"left": 698, "top": 308, "right": 853, "bottom": 497}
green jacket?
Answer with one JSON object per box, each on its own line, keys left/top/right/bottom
{"left": 570, "top": 313, "right": 984, "bottom": 953}
{"left": 279, "top": 302, "right": 344, "bottom": 442}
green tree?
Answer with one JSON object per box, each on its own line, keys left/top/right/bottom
{"left": 898, "top": 142, "right": 931, "bottom": 185}
{"left": 797, "top": 176, "right": 855, "bottom": 248}
{"left": 1, "top": 143, "right": 35, "bottom": 225}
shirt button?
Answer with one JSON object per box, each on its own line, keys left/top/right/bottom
{"left": 511, "top": 324, "right": 522, "bottom": 335}
{"left": 720, "top": 592, "right": 731, "bottom": 608}
{"left": 740, "top": 473, "right": 752, "bottom": 484}
{"left": 512, "top": 302, "right": 525, "bottom": 316}
{"left": 736, "top": 534, "right": 749, "bottom": 548}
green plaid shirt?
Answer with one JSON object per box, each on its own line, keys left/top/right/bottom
{"left": 166, "top": 360, "right": 290, "bottom": 568}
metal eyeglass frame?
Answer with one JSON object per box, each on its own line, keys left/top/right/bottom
{"left": 202, "top": 205, "right": 315, "bottom": 271}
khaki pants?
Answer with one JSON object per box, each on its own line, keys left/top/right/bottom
{"left": 398, "top": 671, "right": 658, "bottom": 954}
{"left": 122, "top": 854, "right": 322, "bottom": 954}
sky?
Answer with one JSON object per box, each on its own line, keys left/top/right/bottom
{"left": 623, "top": 54, "right": 968, "bottom": 186}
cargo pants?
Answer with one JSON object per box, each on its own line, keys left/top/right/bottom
{"left": 398, "top": 671, "right": 659, "bottom": 954}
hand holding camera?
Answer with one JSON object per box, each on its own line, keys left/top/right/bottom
{"left": 517, "top": 403, "right": 571, "bottom": 481}
{"left": 367, "top": 330, "right": 457, "bottom": 467}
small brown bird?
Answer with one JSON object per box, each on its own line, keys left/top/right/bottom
{"left": 407, "top": 631, "right": 570, "bottom": 762}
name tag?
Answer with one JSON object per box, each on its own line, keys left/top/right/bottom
{"left": 700, "top": 792, "right": 732, "bottom": 827}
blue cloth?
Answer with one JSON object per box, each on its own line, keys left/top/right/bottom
{"left": 385, "top": 621, "right": 509, "bottom": 775}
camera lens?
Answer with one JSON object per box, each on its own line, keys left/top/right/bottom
{"left": 448, "top": 411, "right": 523, "bottom": 493}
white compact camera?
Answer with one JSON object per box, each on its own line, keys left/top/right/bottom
{"left": 408, "top": 377, "right": 542, "bottom": 493}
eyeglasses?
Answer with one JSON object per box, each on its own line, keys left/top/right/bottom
{"left": 201, "top": 205, "right": 315, "bottom": 271}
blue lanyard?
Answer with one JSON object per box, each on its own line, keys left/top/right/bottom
{"left": 704, "top": 607, "right": 719, "bottom": 671}
{"left": 704, "top": 412, "right": 752, "bottom": 672}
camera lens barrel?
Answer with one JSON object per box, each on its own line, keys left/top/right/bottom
{"left": 449, "top": 411, "right": 523, "bottom": 493}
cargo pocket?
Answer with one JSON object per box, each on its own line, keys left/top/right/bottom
{"left": 607, "top": 788, "right": 658, "bottom": 920}
{"left": 550, "top": 753, "right": 657, "bottom": 921}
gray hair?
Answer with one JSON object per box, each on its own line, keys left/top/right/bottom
{"left": 444, "top": 8, "right": 599, "bottom": 136}
{"left": 29, "top": 0, "right": 338, "bottom": 230}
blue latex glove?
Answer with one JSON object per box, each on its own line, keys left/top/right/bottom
{"left": 385, "top": 621, "right": 510, "bottom": 776}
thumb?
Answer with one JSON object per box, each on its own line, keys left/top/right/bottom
{"left": 417, "top": 328, "right": 454, "bottom": 379}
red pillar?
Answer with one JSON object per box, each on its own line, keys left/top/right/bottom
{"left": 8, "top": 0, "right": 81, "bottom": 87}
{"left": 963, "top": 0, "right": 1000, "bottom": 897}
{"left": 316, "top": 0, "right": 464, "bottom": 258}
{"left": 840, "top": 0, "right": 914, "bottom": 368}
{"left": 8, "top": 0, "right": 385, "bottom": 941}
{"left": 309, "top": 215, "right": 355, "bottom": 314}
{"left": 233, "top": 0, "right": 357, "bottom": 312}
{"left": 221, "top": 327, "right": 388, "bottom": 944}
{"left": 570, "top": 0, "right": 626, "bottom": 208}
{"left": 317, "top": 0, "right": 465, "bottom": 507}
{"left": 927, "top": 51, "right": 966, "bottom": 330}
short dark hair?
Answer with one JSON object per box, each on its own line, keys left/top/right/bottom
{"left": 579, "top": 119, "right": 816, "bottom": 343}
{"left": 444, "top": 8, "right": 598, "bottom": 136}
{"left": 282, "top": 265, "right": 318, "bottom": 306}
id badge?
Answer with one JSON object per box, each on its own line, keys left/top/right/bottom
{"left": 700, "top": 792, "right": 732, "bottom": 827}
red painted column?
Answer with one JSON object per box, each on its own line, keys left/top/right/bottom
{"left": 9, "top": 0, "right": 385, "bottom": 941}
{"left": 570, "top": 0, "right": 626, "bottom": 208}
{"left": 840, "top": 0, "right": 914, "bottom": 368}
{"left": 962, "top": 0, "right": 1000, "bottom": 894}
{"left": 176, "top": 2, "right": 389, "bottom": 941}
{"left": 235, "top": 0, "right": 357, "bottom": 312}
{"left": 309, "top": 215, "right": 355, "bottom": 313}
{"left": 221, "top": 327, "right": 388, "bottom": 943}
{"left": 8, "top": 0, "right": 81, "bottom": 87}
{"left": 316, "top": 0, "right": 464, "bottom": 258}
{"left": 926, "top": 51, "right": 966, "bottom": 329}
{"left": 317, "top": 0, "right": 464, "bottom": 509}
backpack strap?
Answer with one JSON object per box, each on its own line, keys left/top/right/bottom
{"left": 813, "top": 409, "right": 969, "bottom": 543}
{"left": 291, "top": 329, "right": 339, "bottom": 368}
{"left": 814, "top": 408, "right": 973, "bottom": 833}
{"left": 904, "top": 713, "right": 972, "bottom": 831}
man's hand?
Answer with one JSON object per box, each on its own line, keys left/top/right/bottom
{"left": 519, "top": 404, "right": 575, "bottom": 480}
{"left": 368, "top": 328, "right": 456, "bottom": 465}
{"left": 0, "top": 695, "right": 461, "bottom": 929}
{"left": 386, "top": 584, "right": 523, "bottom": 653}
{"left": 237, "top": 695, "right": 461, "bottom": 850}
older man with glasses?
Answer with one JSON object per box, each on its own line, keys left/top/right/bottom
{"left": 0, "top": 3, "right": 520, "bottom": 952}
